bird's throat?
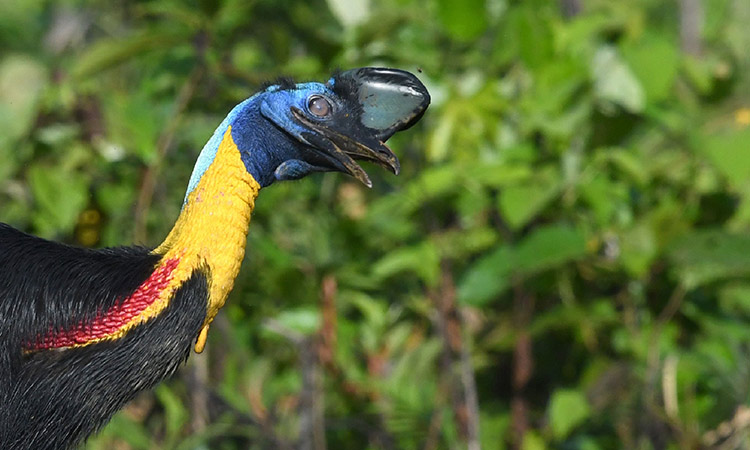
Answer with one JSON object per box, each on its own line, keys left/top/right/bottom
{"left": 155, "top": 126, "right": 260, "bottom": 351}
{"left": 156, "top": 126, "right": 260, "bottom": 352}
{"left": 30, "top": 127, "right": 260, "bottom": 352}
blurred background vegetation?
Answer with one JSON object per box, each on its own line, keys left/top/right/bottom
{"left": 2, "top": 0, "right": 750, "bottom": 448}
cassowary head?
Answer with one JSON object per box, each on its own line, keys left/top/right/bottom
{"left": 186, "top": 67, "right": 430, "bottom": 195}
{"left": 0, "top": 66, "right": 429, "bottom": 450}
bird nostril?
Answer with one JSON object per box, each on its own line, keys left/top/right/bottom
{"left": 308, "top": 95, "right": 332, "bottom": 117}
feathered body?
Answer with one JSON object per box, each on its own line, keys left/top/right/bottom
{"left": 0, "top": 67, "right": 429, "bottom": 449}
{"left": 0, "top": 226, "right": 206, "bottom": 448}
{"left": 0, "top": 127, "right": 256, "bottom": 449}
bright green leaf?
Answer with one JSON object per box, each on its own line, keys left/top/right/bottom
{"left": 621, "top": 34, "right": 679, "bottom": 103}
{"left": 682, "top": 55, "right": 716, "bottom": 94}
{"left": 372, "top": 241, "right": 440, "bottom": 286}
{"left": 326, "top": 0, "right": 370, "bottom": 28}
{"left": 515, "top": 7, "right": 554, "bottom": 70}
{"left": 522, "top": 431, "right": 547, "bottom": 450}
{"left": 592, "top": 45, "right": 645, "bottom": 113}
{"left": 28, "top": 166, "right": 89, "bottom": 237}
{"left": 549, "top": 388, "right": 590, "bottom": 439}
{"left": 498, "top": 183, "right": 559, "bottom": 231}
{"left": 514, "top": 224, "right": 587, "bottom": 275}
{"left": 273, "top": 307, "right": 321, "bottom": 336}
{"left": 0, "top": 55, "right": 47, "bottom": 148}
{"left": 459, "top": 225, "right": 586, "bottom": 305}
{"left": 92, "top": 412, "right": 152, "bottom": 449}
{"left": 458, "top": 245, "right": 513, "bottom": 306}
{"left": 702, "top": 128, "right": 750, "bottom": 188}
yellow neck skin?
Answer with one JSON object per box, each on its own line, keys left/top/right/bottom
{"left": 155, "top": 126, "right": 260, "bottom": 351}
{"left": 28, "top": 127, "right": 257, "bottom": 353}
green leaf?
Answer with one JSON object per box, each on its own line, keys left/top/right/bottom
{"left": 28, "top": 166, "right": 89, "bottom": 237}
{"left": 619, "top": 222, "right": 657, "bottom": 278}
{"left": 514, "top": 224, "right": 587, "bottom": 275}
{"left": 344, "top": 291, "right": 387, "bottom": 328}
{"left": 102, "top": 92, "right": 167, "bottom": 164}
{"left": 415, "top": 165, "right": 461, "bottom": 200}
{"left": 682, "top": 55, "right": 716, "bottom": 94}
{"left": 579, "top": 174, "right": 623, "bottom": 225}
{"left": 549, "top": 388, "right": 590, "bottom": 440}
{"left": 72, "top": 30, "right": 187, "bottom": 79}
{"left": 372, "top": 241, "right": 440, "bottom": 286}
{"left": 701, "top": 128, "right": 750, "bottom": 188}
{"left": 497, "top": 165, "right": 561, "bottom": 230}
{"left": 273, "top": 307, "right": 321, "bottom": 336}
{"left": 436, "top": 0, "right": 488, "bottom": 41}
{"left": 326, "top": 0, "right": 370, "bottom": 28}
{"left": 515, "top": 7, "right": 554, "bottom": 70}
{"left": 621, "top": 34, "right": 679, "bottom": 103}
{"left": 469, "top": 162, "right": 532, "bottom": 188}
{"left": 480, "top": 411, "right": 511, "bottom": 450}
{"left": 0, "top": 55, "right": 47, "bottom": 148}
{"left": 136, "top": 2, "right": 206, "bottom": 29}
{"left": 435, "top": 227, "right": 498, "bottom": 260}
{"left": 458, "top": 246, "right": 513, "bottom": 306}
{"left": 155, "top": 385, "right": 189, "bottom": 443}
{"left": 592, "top": 45, "right": 645, "bottom": 114}
{"left": 522, "top": 431, "right": 547, "bottom": 450}
{"left": 719, "top": 283, "right": 750, "bottom": 316}
{"left": 498, "top": 183, "right": 559, "bottom": 231}
{"left": 90, "top": 412, "right": 152, "bottom": 449}
{"left": 667, "top": 230, "right": 750, "bottom": 289}
{"left": 427, "top": 107, "right": 458, "bottom": 162}
{"left": 458, "top": 225, "right": 587, "bottom": 305}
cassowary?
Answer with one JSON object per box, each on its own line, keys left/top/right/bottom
{"left": 0, "top": 67, "right": 429, "bottom": 449}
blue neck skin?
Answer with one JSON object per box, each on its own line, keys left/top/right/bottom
{"left": 185, "top": 81, "right": 337, "bottom": 203}
{"left": 230, "top": 99, "right": 302, "bottom": 188}
{"left": 184, "top": 94, "right": 298, "bottom": 201}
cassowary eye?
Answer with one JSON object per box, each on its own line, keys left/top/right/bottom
{"left": 308, "top": 95, "right": 332, "bottom": 117}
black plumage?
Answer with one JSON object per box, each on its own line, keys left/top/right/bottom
{"left": 0, "top": 67, "right": 429, "bottom": 449}
{"left": 0, "top": 224, "right": 209, "bottom": 448}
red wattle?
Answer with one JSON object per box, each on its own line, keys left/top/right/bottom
{"left": 29, "top": 257, "right": 180, "bottom": 350}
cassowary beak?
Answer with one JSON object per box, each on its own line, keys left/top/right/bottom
{"left": 293, "top": 67, "right": 430, "bottom": 187}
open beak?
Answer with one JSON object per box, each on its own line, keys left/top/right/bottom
{"left": 294, "top": 67, "right": 430, "bottom": 187}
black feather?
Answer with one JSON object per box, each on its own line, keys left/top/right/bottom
{"left": 330, "top": 68, "right": 356, "bottom": 100}
{"left": 0, "top": 223, "right": 208, "bottom": 449}
{"left": 260, "top": 75, "right": 296, "bottom": 91}
{"left": 0, "top": 223, "right": 159, "bottom": 346}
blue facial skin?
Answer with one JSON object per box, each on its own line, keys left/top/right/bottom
{"left": 184, "top": 82, "right": 336, "bottom": 200}
{"left": 184, "top": 68, "right": 430, "bottom": 202}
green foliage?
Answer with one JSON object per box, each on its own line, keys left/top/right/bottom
{"left": 458, "top": 224, "right": 587, "bottom": 306}
{"left": 28, "top": 165, "right": 89, "bottom": 237}
{"left": 548, "top": 389, "right": 590, "bottom": 440}
{"left": 3, "top": 0, "right": 750, "bottom": 448}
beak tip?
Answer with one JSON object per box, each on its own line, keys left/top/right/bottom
{"left": 354, "top": 170, "right": 373, "bottom": 188}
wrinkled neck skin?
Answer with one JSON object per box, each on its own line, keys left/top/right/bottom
{"left": 156, "top": 112, "right": 271, "bottom": 351}
{"left": 133, "top": 92, "right": 302, "bottom": 352}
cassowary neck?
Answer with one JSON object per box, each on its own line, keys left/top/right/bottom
{"left": 155, "top": 126, "right": 260, "bottom": 351}
{"left": 1, "top": 125, "right": 261, "bottom": 449}
{"left": 23, "top": 126, "right": 260, "bottom": 353}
